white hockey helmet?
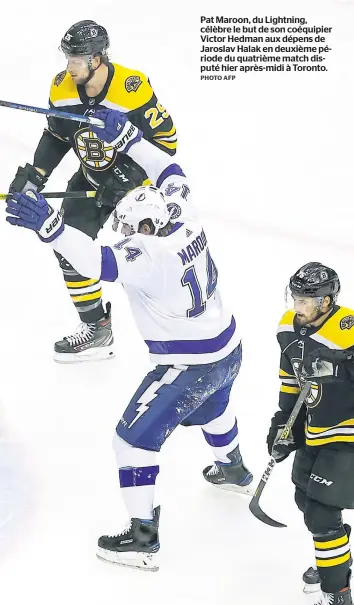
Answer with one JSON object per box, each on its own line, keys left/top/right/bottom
{"left": 113, "top": 185, "right": 171, "bottom": 235}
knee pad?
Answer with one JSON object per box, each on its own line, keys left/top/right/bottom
{"left": 112, "top": 432, "right": 156, "bottom": 469}
{"left": 304, "top": 498, "right": 342, "bottom": 535}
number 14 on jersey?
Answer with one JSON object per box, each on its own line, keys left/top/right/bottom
{"left": 182, "top": 249, "right": 218, "bottom": 318}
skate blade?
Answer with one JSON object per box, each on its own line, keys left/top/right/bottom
{"left": 213, "top": 483, "right": 255, "bottom": 496}
{"left": 96, "top": 547, "right": 159, "bottom": 572}
{"left": 303, "top": 583, "right": 321, "bottom": 594}
{"left": 54, "top": 347, "right": 115, "bottom": 364}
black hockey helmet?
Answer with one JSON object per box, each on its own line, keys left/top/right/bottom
{"left": 289, "top": 262, "right": 340, "bottom": 301}
{"left": 60, "top": 20, "right": 109, "bottom": 57}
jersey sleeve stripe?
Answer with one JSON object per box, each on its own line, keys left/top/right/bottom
{"left": 100, "top": 246, "right": 118, "bottom": 282}
{"left": 156, "top": 163, "right": 186, "bottom": 188}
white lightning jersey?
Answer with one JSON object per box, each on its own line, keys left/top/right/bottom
{"left": 52, "top": 139, "right": 239, "bottom": 365}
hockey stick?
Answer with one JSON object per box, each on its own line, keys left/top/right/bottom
{"left": 249, "top": 381, "right": 311, "bottom": 528}
{"left": 0, "top": 100, "right": 104, "bottom": 128}
{"left": 0, "top": 191, "right": 96, "bottom": 200}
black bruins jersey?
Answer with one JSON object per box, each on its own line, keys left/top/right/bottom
{"left": 277, "top": 306, "right": 354, "bottom": 447}
{"left": 33, "top": 62, "right": 177, "bottom": 189}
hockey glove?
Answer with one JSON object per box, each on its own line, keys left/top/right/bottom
{"left": 267, "top": 410, "right": 305, "bottom": 462}
{"left": 301, "top": 347, "right": 354, "bottom": 383}
{"left": 8, "top": 163, "right": 48, "bottom": 196}
{"left": 6, "top": 191, "right": 64, "bottom": 243}
{"left": 90, "top": 109, "right": 142, "bottom": 152}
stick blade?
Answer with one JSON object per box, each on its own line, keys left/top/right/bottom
{"left": 249, "top": 496, "right": 287, "bottom": 528}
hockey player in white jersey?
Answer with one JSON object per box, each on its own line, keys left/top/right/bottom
{"left": 6, "top": 108, "right": 253, "bottom": 571}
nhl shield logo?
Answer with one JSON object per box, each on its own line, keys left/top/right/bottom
{"left": 340, "top": 315, "right": 354, "bottom": 330}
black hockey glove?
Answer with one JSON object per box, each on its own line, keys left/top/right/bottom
{"left": 267, "top": 410, "right": 305, "bottom": 462}
{"left": 301, "top": 347, "right": 354, "bottom": 383}
{"left": 95, "top": 175, "right": 126, "bottom": 209}
{"left": 95, "top": 157, "right": 147, "bottom": 210}
{"left": 8, "top": 163, "right": 48, "bottom": 197}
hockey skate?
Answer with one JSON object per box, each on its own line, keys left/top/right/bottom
{"left": 54, "top": 302, "right": 114, "bottom": 363}
{"left": 97, "top": 506, "right": 160, "bottom": 572}
{"left": 312, "top": 587, "right": 353, "bottom": 605}
{"left": 203, "top": 445, "right": 254, "bottom": 495}
{"left": 303, "top": 525, "right": 352, "bottom": 594}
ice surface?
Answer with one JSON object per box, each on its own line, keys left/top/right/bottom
{"left": 0, "top": 0, "right": 353, "bottom": 603}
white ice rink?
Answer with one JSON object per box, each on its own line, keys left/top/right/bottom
{"left": 1, "top": 0, "right": 354, "bottom": 603}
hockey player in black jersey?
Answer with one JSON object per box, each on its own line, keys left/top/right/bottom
{"left": 7, "top": 20, "right": 177, "bottom": 363}
{"left": 267, "top": 262, "right": 354, "bottom": 605}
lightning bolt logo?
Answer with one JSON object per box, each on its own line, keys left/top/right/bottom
{"left": 128, "top": 382, "right": 161, "bottom": 429}
{"left": 127, "top": 367, "right": 184, "bottom": 430}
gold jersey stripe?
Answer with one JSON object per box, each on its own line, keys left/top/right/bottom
{"left": 155, "top": 139, "right": 177, "bottom": 150}
{"left": 307, "top": 419, "right": 354, "bottom": 433}
{"left": 306, "top": 435, "right": 354, "bottom": 446}
{"left": 71, "top": 290, "right": 102, "bottom": 303}
{"left": 66, "top": 279, "right": 99, "bottom": 288}
{"left": 154, "top": 126, "right": 176, "bottom": 137}
{"left": 315, "top": 535, "right": 348, "bottom": 549}
{"left": 279, "top": 368, "right": 296, "bottom": 378}
{"left": 280, "top": 385, "right": 301, "bottom": 394}
{"left": 316, "top": 552, "right": 351, "bottom": 568}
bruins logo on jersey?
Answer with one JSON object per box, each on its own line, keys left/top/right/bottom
{"left": 125, "top": 75, "right": 142, "bottom": 92}
{"left": 54, "top": 70, "right": 66, "bottom": 87}
{"left": 74, "top": 128, "right": 118, "bottom": 171}
{"left": 292, "top": 358, "right": 323, "bottom": 408}
{"left": 340, "top": 315, "right": 354, "bottom": 330}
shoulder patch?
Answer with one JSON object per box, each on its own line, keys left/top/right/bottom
{"left": 167, "top": 202, "right": 182, "bottom": 220}
{"left": 54, "top": 70, "right": 66, "bottom": 87}
{"left": 125, "top": 75, "right": 142, "bottom": 92}
{"left": 340, "top": 315, "right": 354, "bottom": 330}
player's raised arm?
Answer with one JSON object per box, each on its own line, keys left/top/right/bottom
{"left": 5, "top": 186, "right": 169, "bottom": 289}
{"left": 89, "top": 108, "right": 184, "bottom": 190}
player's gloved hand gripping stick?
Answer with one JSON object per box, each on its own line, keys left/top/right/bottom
{"left": 249, "top": 381, "right": 311, "bottom": 528}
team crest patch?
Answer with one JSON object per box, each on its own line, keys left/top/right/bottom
{"left": 54, "top": 70, "right": 66, "bottom": 86}
{"left": 125, "top": 75, "right": 142, "bottom": 92}
{"left": 340, "top": 315, "right": 354, "bottom": 330}
{"left": 167, "top": 202, "right": 182, "bottom": 220}
{"left": 74, "top": 128, "right": 118, "bottom": 171}
{"left": 165, "top": 183, "right": 181, "bottom": 196}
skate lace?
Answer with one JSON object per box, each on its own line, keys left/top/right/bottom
{"left": 107, "top": 521, "right": 132, "bottom": 539}
{"left": 65, "top": 322, "right": 95, "bottom": 346}
{"left": 207, "top": 463, "right": 220, "bottom": 476}
{"left": 322, "top": 593, "right": 335, "bottom": 605}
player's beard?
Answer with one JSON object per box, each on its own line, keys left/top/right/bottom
{"left": 295, "top": 313, "right": 312, "bottom": 326}
{"left": 68, "top": 71, "right": 89, "bottom": 85}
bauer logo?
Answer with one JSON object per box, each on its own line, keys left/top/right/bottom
{"left": 74, "top": 128, "right": 117, "bottom": 171}
{"left": 340, "top": 315, "right": 354, "bottom": 330}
